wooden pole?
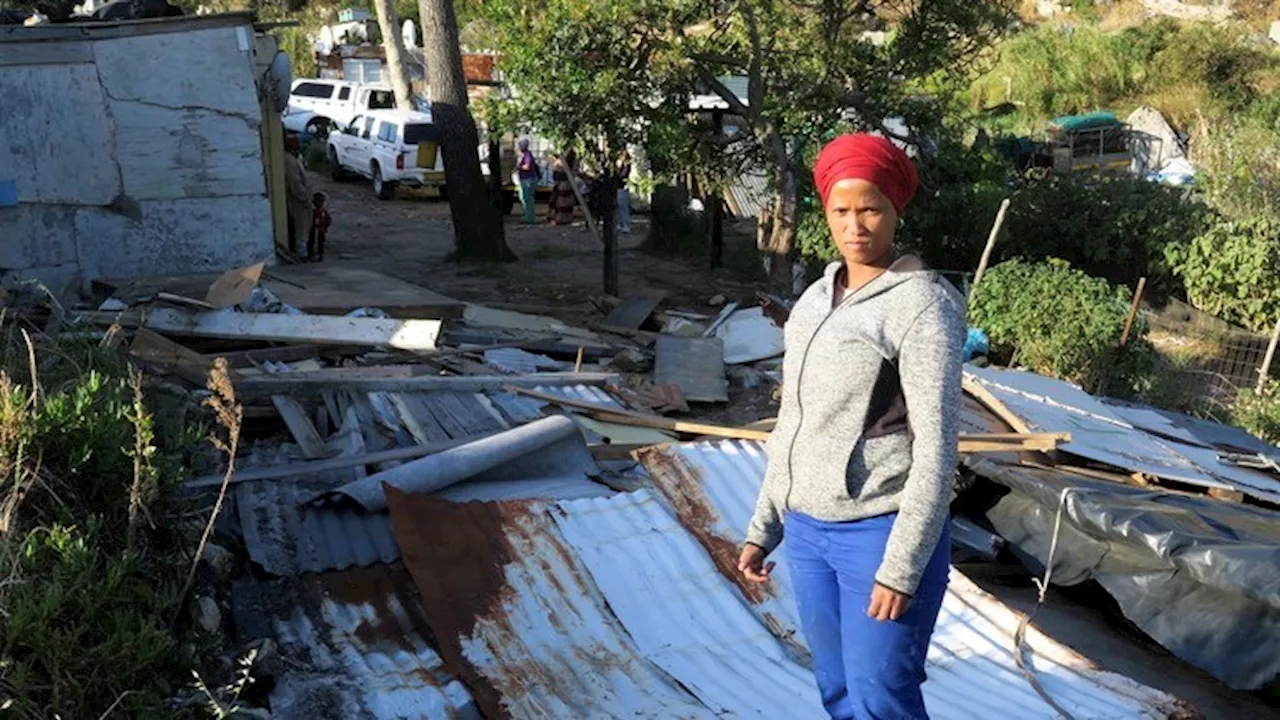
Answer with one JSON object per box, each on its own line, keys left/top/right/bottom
{"left": 1119, "top": 277, "right": 1147, "bottom": 347}
{"left": 968, "top": 198, "right": 1011, "bottom": 302}
{"left": 1257, "top": 318, "right": 1280, "bottom": 395}
{"left": 563, "top": 162, "right": 603, "bottom": 247}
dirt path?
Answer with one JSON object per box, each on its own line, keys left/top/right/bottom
{"left": 312, "top": 171, "right": 764, "bottom": 328}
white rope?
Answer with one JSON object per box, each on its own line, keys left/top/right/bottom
{"left": 1013, "top": 487, "right": 1078, "bottom": 720}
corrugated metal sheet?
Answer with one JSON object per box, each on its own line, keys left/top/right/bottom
{"left": 553, "top": 489, "right": 823, "bottom": 717}
{"left": 725, "top": 169, "right": 770, "bottom": 219}
{"left": 231, "top": 564, "right": 478, "bottom": 719}
{"left": 386, "top": 488, "right": 713, "bottom": 719}
{"left": 634, "top": 440, "right": 1192, "bottom": 719}
{"left": 239, "top": 388, "right": 616, "bottom": 576}
{"left": 966, "top": 366, "right": 1280, "bottom": 504}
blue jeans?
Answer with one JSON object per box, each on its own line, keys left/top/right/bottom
{"left": 785, "top": 512, "right": 949, "bottom": 720}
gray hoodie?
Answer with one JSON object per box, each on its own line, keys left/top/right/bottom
{"left": 745, "top": 254, "right": 966, "bottom": 595}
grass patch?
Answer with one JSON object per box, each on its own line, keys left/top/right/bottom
{"left": 0, "top": 312, "right": 220, "bottom": 718}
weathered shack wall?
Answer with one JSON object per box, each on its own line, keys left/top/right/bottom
{"left": 0, "top": 15, "right": 274, "bottom": 291}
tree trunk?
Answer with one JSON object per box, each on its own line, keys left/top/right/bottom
{"left": 373, "top": 0, "right": 413, "bottom": 111}
{"left": 419, "top": 0, "right": 515, "bottom": 261}
{"left": 758, "top": 128, "right": 797, "bottom": 294}
{"left": 488, "top": 132, "right": 506, "bottom": 218}
{"left": 602, "top": 172, "right": 619, "bottom": 296}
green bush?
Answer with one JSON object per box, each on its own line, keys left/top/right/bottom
{"left": 969, "top": 258, "right": 1153, "bottom": 393}
{"left": 1165, "top": 216, "right": 1280, "bottom": 333}
{"left": 999, "top": 172, "right": 1207, "bottom": 299}
{"left": 0, "top": 344, "right": 202, "bottom": 718}
{"left": 1232, "top": 381, "right": 1280, "bottom": 446}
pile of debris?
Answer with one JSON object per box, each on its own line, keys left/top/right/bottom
{"left": 46, "top": 260, "right": 1275, "bottom": 716}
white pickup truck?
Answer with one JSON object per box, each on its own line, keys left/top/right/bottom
{"left": 283, "top": 79, "right": 408, "bottom": 139}
{"left": 327, "top": 109, "right": 450, "bottom": 200}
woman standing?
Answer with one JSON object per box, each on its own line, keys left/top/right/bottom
{"left": 737, "top": 134, "right": 965, "bottom": 720}
{"left": 516, "top": 138, "right": 541, "bottom": 224}
{"left": 548, "top": 149, "right": 577, "bottom": 226}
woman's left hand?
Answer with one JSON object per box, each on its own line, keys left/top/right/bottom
{"left": 867, "top": 583, "right": 911, "bottom": 622}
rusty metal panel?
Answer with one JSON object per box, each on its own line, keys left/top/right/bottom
{"left": 385, "top": 488, "right": 713, "bottom": 719}
{"left": 232, "top": 564, "right": 478, "bottom": 719}
{"left": 634, "top": 440, "right": 1194, "bottom": 719}
{"left": 553, "top": 489, "right": 823, "bottom": 717}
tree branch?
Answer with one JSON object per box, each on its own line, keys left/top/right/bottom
{"left": 692, "top": 64, "right": 752, "bottom": 120}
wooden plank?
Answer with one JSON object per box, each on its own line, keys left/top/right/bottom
{"left": 270, "top": 396, "right": 330, "bottom": 459}
{"left": 205, "top": 262, "right": 264, "bottom": 308}
{"left": 208, "top": 345, "right": 356, "bottom": 369}
{"left": 1208, "top": 487, "right": 1245, "bottom": 503}
{"left": 507, "top": 386, "right": 1070, "bottom": 452}
{"left": 599, "top": 290, "right": 667, "bottom": 334}
{"left": 388, "top": 393, "right": 452, "bottom": 445}
{"left": 962, "top": 375, "right": 1034, "bottom": 435}
{"left": 234, "top": 371, "right": 619, "bottom": 397}
{"left": 129, "top": 328, "right": 213, "bottom": 385}
{"left": 79, "top": 308, "right": 442, "bottom": 351}
{"left": 654, "top": 335, "right": 728, "bottom": 403}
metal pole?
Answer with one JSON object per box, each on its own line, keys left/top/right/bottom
{"left": 1119, "top": 277, "right": 1147, "bottom": 347}
{"left": 1257, "top": 318, "right": 1280, "bottom": 395}
{"left": 969, "top": 198, "right": 1011, "bottom": 302}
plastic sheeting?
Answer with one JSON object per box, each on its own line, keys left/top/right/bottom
{"left": 967, "top": 457, "right": 1280, "bottom": 690}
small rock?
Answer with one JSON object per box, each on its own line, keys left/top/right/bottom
{"left": 727, "top": 365, "right": 766, "bottom": 390}
{"left": 202, "top": 542, "right": 237, "bottom": 581}
{"left": 708, "top": 294, "right": 726, "bottom": 307}
{"left": 192, "top": 595, "right": 222, "bottom": 634}
{"left": 609, "top": 348, "right": 651, "bottom": 373}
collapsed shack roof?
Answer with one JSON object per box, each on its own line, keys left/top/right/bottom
{"left": 231, "top": 432, "right": 1192, "bottom": 718}
{"left": 964, "top": 457, "right": 1280, "bottom": 692}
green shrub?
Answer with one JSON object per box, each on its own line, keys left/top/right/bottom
{"left": 0, "top": 343, "right": 203, "bottom": 718}
{"left": 1149, "top": 24, "right": 1275, "bottom": 114}
{"left": 969, "top": 258, "right": 1153, "bottom": 393}
{"left": 999, "top": 172, "right": 1207, "bottom": 299}
{"left": 1165, "top": 216, "right": 1280, "bottom": 333}
{"left": 1232, "top": 381, "right": 1280, "bottom": 446}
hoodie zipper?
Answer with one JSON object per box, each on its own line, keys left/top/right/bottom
{"left": 782, "top": 281, "right": 858, "bottom": 511}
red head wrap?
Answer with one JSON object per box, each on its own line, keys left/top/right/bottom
{"left": 813, "top": 133, "right": 918, "bottom": 215}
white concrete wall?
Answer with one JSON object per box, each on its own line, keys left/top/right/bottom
{"left": 0, "top": 19, "right": 275, "bottom": 291}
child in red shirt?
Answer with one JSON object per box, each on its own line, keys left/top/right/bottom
{"left": 308, "top": 192, "right": 331, "bottom": 262}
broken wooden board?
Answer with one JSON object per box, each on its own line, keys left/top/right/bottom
{"left": 95, "top": 265, "right": 465, "bottom": 320}
{"left": 205, "top": 262, "right": 264, "bottom": 308}
{"left": 270, "top": 395, "right": 330, "bottom": 459}
{"left": 462, "top": 304, "right": 603, "bottom": 342}
{"left": 654, "top": 335, "right": 728, "bottom": 403}
{"left": 128, "top": 328, "right": 213, "bottom": 385}
{"left": 80, "top": 308, "right": 442, "bottom": 351}
{"left": 507, "top": 386, "right": 1071, "bottom": 452}
{"left": 599, "top": 290, "right": 668, "bottom": 335}
{"left": 234, "top": 371, "right": 619, "bottom": 398}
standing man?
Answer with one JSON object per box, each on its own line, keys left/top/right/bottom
{"left": 516, "top": 138, "right": 540, "bottom": 224}
{"left": 283, "top": 135, "right": 313, "bottom": 259}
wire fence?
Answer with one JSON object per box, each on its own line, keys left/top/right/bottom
{"left": 1144, "top": 301, "right": 1276, "bottom": 413}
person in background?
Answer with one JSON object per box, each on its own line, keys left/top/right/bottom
{"left": 308, "top": 191, "right": 331, "bottom": 262}
{"left": 615, "top": 148, "right": 632, "bottom": 234}
{"left": 516, "top": 138, "right": 541, "bottom": 224}
{"left": 548, "top": 149, "right": 577, "bottom": 227}
{"left": 283, "top": 134, "right": 313, "bottom": 259}
{"left": 737, "top": 133, "right": 966, "bottom": 720}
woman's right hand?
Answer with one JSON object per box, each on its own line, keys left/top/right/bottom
{"left": 738, "top": 543, "right": 775, "bottom": 583}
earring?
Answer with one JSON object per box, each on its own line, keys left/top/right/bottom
{"left": 897, "top": 217, "right": 905, "bottom": 229}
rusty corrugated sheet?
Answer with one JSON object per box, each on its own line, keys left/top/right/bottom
{"left": 232, "top": 564, "right": 478, "bottom": 719}
{"left": 385, "top": 487, "right": 712, "bottom": 719}
{"left": 634, "top": 440, "right": 1195, "bottom": 719}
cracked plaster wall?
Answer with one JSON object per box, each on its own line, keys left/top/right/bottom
{"left": 0, "top": 22, "right": 274, "bottom": 291}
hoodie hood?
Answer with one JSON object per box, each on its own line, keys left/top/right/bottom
{"left": 821, "top": 253, "right": 936, "bottom": 305}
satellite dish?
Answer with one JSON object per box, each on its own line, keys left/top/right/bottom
{"left": 265, "top": 51, "right": 293, "bottom": 114}
{"left": 402, "top": 19, "right": 416, "bottom": 48}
